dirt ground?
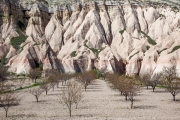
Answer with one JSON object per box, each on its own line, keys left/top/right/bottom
{"left": 0, "top": 79, "right": 180, "bottom": 120}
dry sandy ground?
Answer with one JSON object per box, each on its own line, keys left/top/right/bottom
{"left": 0, "top": 79, "right": 180, "bottom": 120}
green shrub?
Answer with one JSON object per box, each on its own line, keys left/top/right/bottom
{"left": 138, "top": 30, "right": 157, "bottom": 45}
{"left": 157, "top": 48, "right": 167, "bottom": 54}
{"left": 10, "top": 30, "right": 28, "bottom": 50}
{"left": 119, "top": 28, "right": 126, "bottom": 35}
{"left": 33, "top": 43, "right": 40, "bottom": 46}
{"left": 70, "top": 51, "right": 77, "bottom": 57}
{"left": 146, "top": 45, "right": 150, "bottom": 50}
{"left": 169, "top": 46, "right": 180, "bottom": 54}
{"left": 93, "top": 68, "right": 103, "bottom": 79}
{"left": 129, "top": 51, "right": 139, "bottom": 60}
{"left": 82, "top": 51, "right": 86, "bottom": 54}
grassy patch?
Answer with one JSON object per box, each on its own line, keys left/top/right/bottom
{"left": 146, "top": 45, "right": 150, "bottom": 50}
{"left": 33, "top": 43, "right": 40, "bottom": 46}
{"left": 83, "top": 40, "right": 105, "bottom": 58}
{"left": 10, "top": 30, "right": 28, "bottom": 50}
{"left": 2, "top": 15, "right": 11, "bottom": 19}
{"left": 138, "top": 30, "right": 157, "bottom": 45}
{"left": 129, "top": 51, "right": 139, "bottom": 60}
{"left": 119, "top": 28, "right": 126, "bottom": 35}
{"left": 157, "top": 48, "right": 167, "bottom": 54}
{"left": 169, "top": 46, "right": 180, "bottom": 54}
{"left": 70, "top": 51, "right": 77, "bottom": 57}
{"left": 16, "top": 82, "right": 42, "bottom": 90}
{"left": 82, "top": 51, "right": 86, "bottom": 54}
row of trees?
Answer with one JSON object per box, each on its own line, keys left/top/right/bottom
{"left": 1, "top": 66, "right": 180, "bottom": 117}
{"left": 0, "top": 68, "right": 96, "bottom": 117}
{"left": 27, "top": 69, "right": 96, "bottom": 117}
{"left": 0, "top": 67, "right": 21, "bottom": 117}
{"left": 105, "top": 73, "right": 140, "bottom": 109}
{"left": 140, "top": 66, "right": 180, "bottom": 101}
{"left": 104, "top": 66, "right": 180, "bottom": 109}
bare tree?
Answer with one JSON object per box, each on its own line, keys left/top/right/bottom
{"left": 29, "top": 87, "right": 44, "bottom": 102}
{"left": 48, "top": 74, "right": 58, "bottom": 91}
{"left": 106, "top": 74, "right": 140, "bottom": 108}
{"left": 60, "top": 81, "right": 83, "bottom": 117}
{"left": 44, "top": 70, "right": 63, "bottom": 90}
{"left": 0, "top": 67, "right": 9, "bottom": 93}
{"left": 105, "top": 73, "right": 123, "bottom": 94}
{"left": 15, "top": 79, "right": 25, "bottom": 90}
{"left": 0, "top": 67, "right": 8, "bottom": 84}
{"left": 40, "top": 83, "right": 51, "bottom": 95}
{"left": 149, "top": 73, "right": 161, "bottom": 92}
{"left": 73, "top": 83, "right": 83, "bottom": 109}
{"left": 28, "top": 69, "right": 41, "bottom": 83}
{"left": 140, "top": 73, "right": 151, "bottom": 89}
{"left": 119, "top": 77, "right": 130, "bottom": 101}
{"left": 61, "top": 73, "right": 72, "bottom": 85}
{"left": 0, "top": 92, "right": 21, "bottom": 117}
{"left": 161, "top": 66, "right": 180, "bottom": 101}
{"left": 126, "top": 79, "right": 140, "bottom": 109}
{"left": 76, "top": 70, "right": 96, "bottom": 91}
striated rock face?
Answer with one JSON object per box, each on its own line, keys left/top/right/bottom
{"left": 45, "top": 12, "right": 63, "bottom": 54}
{"left": 1, "top": 0, "right": 180, "bottom": 76}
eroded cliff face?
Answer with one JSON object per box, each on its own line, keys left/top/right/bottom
{"left": 1, "top": 0, "right": 180, "bottom": 76}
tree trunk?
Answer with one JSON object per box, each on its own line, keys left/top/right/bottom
{"left": 62, "top": 81, "right": 64, "bottom": 86}
{"left": 76, "top": 104, "right": 78, "bottom": 109}
{"left": 5, "top": 110, "right": 8, "bottom": 117}
{"left": 146, "top": 86, "right": 148, "bottom": 89}
{"left": 69, "top": 104, "right": 72, "bottom": 117}
{"left": 152, "top": 86, "right": 155, "bottom": 92}
{"left": 125, "top": 95, "right": 128, "bottom": 101}
{"left": 131, "top": 100, "right": 133, "bottom": 109}
{"left": 35, "top": 95, "right": 39, "bottom": 102}
{"left": 173, "top": 94, "right": 176, "bottom": 101}
{"left": 46, "top": 90, "right": 47, "bottom": 95}
{"left": 35, "top": 78, "right": 37, "bottom": 83}
{"left": 85, "top": 86, "right": 87, "bottom": 91}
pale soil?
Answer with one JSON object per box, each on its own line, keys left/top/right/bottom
{"left": 0, "top": 79, "right": 180, "bottom": 120}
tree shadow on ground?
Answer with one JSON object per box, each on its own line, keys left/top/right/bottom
{"left": 87, "top": 87, "right": 102, "bottom": 90}
{"left": 84, "top": 89, "right": 103, "bottom": 92}
{"left": 153, "top": 90, "right": 168, "bottom": 93}
{"left": 46, "top": 93, "right": 59, "bottom": 96}
{"left": 133, "top": 105, "right": 157, "bottom": 109}
{"left": 73, "top": 113, "right": 98, "bottom": 117}
{"left": 11, "top": 113, "right": 37, "bottom": 117}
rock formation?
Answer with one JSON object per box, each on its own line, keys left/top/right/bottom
{"left": 0, "top": 0, "right": 180, "bottom": 77}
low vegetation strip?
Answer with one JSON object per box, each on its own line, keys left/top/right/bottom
{"left": 138, "top": 30, "right": 157, "bottom": 45}
{"left": 15, "top": 82, "right": 43, "bottom": 90}
{"left": 169, "top": 45, "right": 180, "bottom": 54}
{"left": 157, "top": 48, "right": 167, "bottom": 54}
{"left": 119, "top": 28, "right": 126, "bottom": 35}
{"left": 129, "top": 51, "right": 139, "bottom": 60}
{"left": 70, "top": 51, "right": 77, "bottom": 57}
